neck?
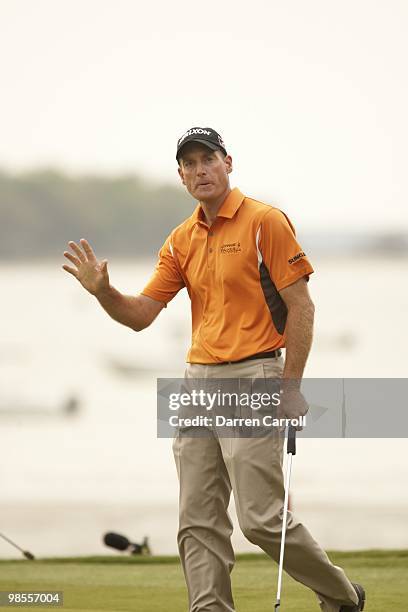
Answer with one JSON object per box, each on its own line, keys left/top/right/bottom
{"left": 200, "top": 185, "right": 232, "bottom": 226}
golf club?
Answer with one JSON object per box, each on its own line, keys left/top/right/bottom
{"left": 274, "top": 425, "right": 296, "bottom": 611}
{"left": 0, "top": 532, "right": 35, "bottom": 560}
{"left": 103, "top": 532, "right": 151, "bottom": 555}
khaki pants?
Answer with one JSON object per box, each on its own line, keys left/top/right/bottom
{"left": 172, "top": 356, "right": 359, "bottom": 611}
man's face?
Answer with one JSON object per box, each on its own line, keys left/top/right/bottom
{"left": 178, "top": 143, "right": 233, "bottom": 201}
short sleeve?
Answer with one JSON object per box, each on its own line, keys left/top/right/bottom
{"left": 259, "top": 208, "right": 314, "bottom": 291}
{"left": 141, "top": 235, "right": 185, "bottom": 305}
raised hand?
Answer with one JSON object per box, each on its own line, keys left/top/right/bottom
{"left": 62, "top": 239, "right": 110, "bottom": 296}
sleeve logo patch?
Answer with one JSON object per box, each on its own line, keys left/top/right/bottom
{"left": 288, "top": 251, "right": 306, "bottom": 265}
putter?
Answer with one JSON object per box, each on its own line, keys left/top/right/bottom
{"left": 274, "top": 425, "right": 296, "bottom": 611}
{"left": 0, "top": 532, "right": 35, "bottom": 560}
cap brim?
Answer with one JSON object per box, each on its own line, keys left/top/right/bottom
{"left": 177, "top": 139, "right": 225, "bottom": 160}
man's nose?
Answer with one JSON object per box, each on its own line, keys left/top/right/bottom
{"left": 196, "top": 162, "right": 207, "bottom": 175}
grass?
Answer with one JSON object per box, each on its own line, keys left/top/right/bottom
{"left": 0, "top": 550, "right": 407, "bottom": 610}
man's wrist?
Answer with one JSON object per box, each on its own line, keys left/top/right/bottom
{"left": 280, "top": 378, "right": 302, "bottom": 392}
{"left": 94, "top": 283, "right": 113, "bottom": 300}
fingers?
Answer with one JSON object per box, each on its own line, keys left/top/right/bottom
{"left": 62, "top": 264, "right": 79, "bottom": 278}
{"left": 68, "top": 241, "right": 86, "bottom": 263}
{"left": 80, "top": 238, "right": 97, "bottom": 262}
{"left": 63, "top": 251, "right": 81, "bottom": 267}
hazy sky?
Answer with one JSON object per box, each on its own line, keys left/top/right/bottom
{"left": 1, "top": 0, "right": 407, "bottom": 230}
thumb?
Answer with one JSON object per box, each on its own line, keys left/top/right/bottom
{"left": 101, "top": 259, "right": 109, "bottom": 273}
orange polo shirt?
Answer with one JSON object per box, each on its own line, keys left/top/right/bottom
{"left": 141, "top": 187, "right": 314, "bottom": 363}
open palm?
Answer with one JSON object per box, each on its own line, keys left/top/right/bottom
{"left": 62, "top": 239, "right": 109, "bottom": 296}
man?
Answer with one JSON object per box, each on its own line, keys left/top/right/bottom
{"left": 62, "top": 127, "right": 365, "bottom": 612}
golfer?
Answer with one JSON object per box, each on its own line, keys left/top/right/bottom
{"left": 62, "top": 127, "right": 365, "bottom": 612}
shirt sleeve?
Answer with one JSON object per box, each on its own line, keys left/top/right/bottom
{"left": 141, "top": 234, "right": 185, "bottom": 305}
{"left": 259, "top": 208, "right": 314, "bottom": 291}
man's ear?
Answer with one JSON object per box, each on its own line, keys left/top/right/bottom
{"left": 224, "top": 155, "right": 233, "bottom": 174}
{"left": 178, "top": 165, "right": 186, "bottom": 185}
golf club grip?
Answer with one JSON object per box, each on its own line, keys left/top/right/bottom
{"left": 287, "top": 425, "right": 296, "bottom": 455}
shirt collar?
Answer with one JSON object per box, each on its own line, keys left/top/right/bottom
{"left": 191, "top": 187, "right": 245, "bottom": 226}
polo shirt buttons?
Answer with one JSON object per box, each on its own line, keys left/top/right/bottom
{"left": 207, "top": 231, "right": 214, "bottom": 268}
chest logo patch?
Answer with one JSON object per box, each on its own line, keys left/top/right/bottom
{"left": 220, "top": 242, "right": 242, "bottom": 254}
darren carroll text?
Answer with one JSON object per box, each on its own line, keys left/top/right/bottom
{"left": 169, "top": 415, "right": 307, "bottom": 428}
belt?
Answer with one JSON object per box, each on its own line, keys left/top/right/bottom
{"left": 219, "top": 349, "right": 282, "bottom": 365}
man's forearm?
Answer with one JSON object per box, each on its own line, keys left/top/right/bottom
{"left": 94, "top": 285, "right": 152, "bottom": 331}
{"left": 282, "top": 302, "right": 315, "bottom": 383}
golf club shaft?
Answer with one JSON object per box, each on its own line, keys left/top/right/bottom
{"left": 0, "top": 532, "right": 35, "bottom": 560}
{"left": 275, "top": 452, "right": 293, "bottom": 606}
{"left": 0, "top": 532, "right": 25, "bottom": 553}
{"left": 275, "top": 426, "right": 297, "bottom": 610}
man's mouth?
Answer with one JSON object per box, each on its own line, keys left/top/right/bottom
{"left": 197, "top": 182, "right": 212, "bottom": 187}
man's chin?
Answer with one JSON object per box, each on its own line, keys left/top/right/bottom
{"left": 195, "top": 185, "right": 216, "bottom": 199}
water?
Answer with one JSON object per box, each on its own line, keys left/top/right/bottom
{"left": 0, "top": 257, "right": 407, "bottom": 558}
